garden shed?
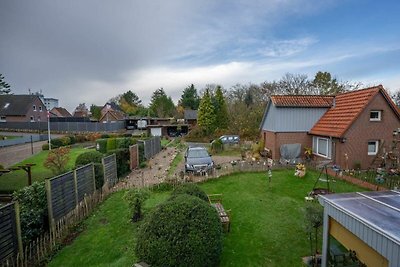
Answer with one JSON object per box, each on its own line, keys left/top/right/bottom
{"left": 319, "top": 190, "right": 400, "bottom": 267}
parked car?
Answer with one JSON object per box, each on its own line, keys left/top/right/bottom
{"left": 184, "top": 146, "right": 214, "bottom": 173}
{"left": 219, "top": 135, "right": 240, "bottom": 144}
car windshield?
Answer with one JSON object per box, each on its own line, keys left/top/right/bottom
{"left": 187, "top": 149, "right": 209, "bottom": 158}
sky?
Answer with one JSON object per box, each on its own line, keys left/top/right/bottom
{"left": 1, "top": 0, "right": 400, "bottom": 112}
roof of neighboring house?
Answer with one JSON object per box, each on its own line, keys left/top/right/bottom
{"left": 310, "top": 85, "right": 400, "bottom": 138}
{"left": 0, "top": 94, "right": 43, "bottom": 116}
{"left": 50, "top": 107, "right": 72, "bottom": 117}
{"left": 99, "top": 110, "right": 125, "bottom": 121}
{"left": 184, "top": 109, "right": 198, "bottom": 120}
{"left": 270, "top": 95, "right": 334, "bottom": 107}
{"left": 102, "top": 102, "right": 122, "bottom": 112}
{"left": 73, "top": 111, "right": 89, "bottom": 117}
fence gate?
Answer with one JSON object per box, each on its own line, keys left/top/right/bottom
{"left": 0, "top": 202, "right": 22, "bottom": 264}
{"left": 102, "top": 154, "right": 118, "bottom": 188}
{"left": 130, "top": 145, "right": 139, "bottom": 170}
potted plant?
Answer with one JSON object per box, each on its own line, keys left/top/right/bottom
{"left": 295, "top": 163, "right": 306, "bottom": 177}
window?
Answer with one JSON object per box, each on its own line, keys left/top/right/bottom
{"left": 33, "top": 105, "right": 37, "bottom": 111}
{"left": 370, "top": 111, "right": 381, "bottom": 121}
{"left": 0, "top": 116, "right": 6, "bottom": 122}
{"left": 4, "top": 103, "right": 10, "bottom": 109}
{"left": 368, "top": 141, "right": 379, "bottom": 155}
{"left": 30, "top": 116, "right": 35, "bottom": 122}
{"left": 312, "top": 136, "right": 331, "bottom": 158}
{"left": 39, "top": 106, "right": 42, "bottom": 112}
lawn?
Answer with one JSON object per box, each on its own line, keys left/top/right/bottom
{"left": 0, "top": 146, "right": 93, "bottom": 193}
{"left": 48, "top": 169, "right": 365, "bottom": 267}
{"left": 0, "top": 135, "right": 22, "bottom": 140}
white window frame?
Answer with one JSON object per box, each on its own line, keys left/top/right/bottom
{"left": 33, "top": 105, "right": 37, "bottom": 111}
{"left": 0, "top": 116, "right": 6, "bottom": 122}
{"left": 369, "top": 110, "right": 381, "bottom": 121}
{"left": 313, "top": 137, "right": 331, "bottom": 159}
{"left": 30, "top": 116, "right": 35, "bottom": 122}
{"left": 368, "top": 140, "right": 379, "bottom": 155}
{"left": 39, "top": 106, "right": 42, "bottom": 112}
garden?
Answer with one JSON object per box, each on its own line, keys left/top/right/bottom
{"left": 48, "top": 169, "right": 364, "bottom": 267}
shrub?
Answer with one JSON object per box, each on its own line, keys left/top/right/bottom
{"left": 106, "top": 138, "right": 117, "bottom": 152}
{"left": 50, "top": 138, "right": 64, "bottom": 149}
{"left": 75, "top": 134, "right": 87, "bottom": 143}
{"left": 75, "top": 151, "right": 104, "bottom": 189}
{"left": 96, "top": 139, "right": 107, "bottom": 153}
{"left": 44, "top": 146, "right": 71, "bottom": 175}
{"left": 75, "top": 150, "right": 103, "bottom": 166}
{"left": 60, "top": 136, "right": 71, "bottom": 146}
{"left": 101, "top": 134, "right": 110, "bottom": 139}
{"left": 171, "top": 183, "right": 209, "bottom": 202}
{"left": 123, "top": 188, "right": 150, "bottom": 222}
{"left": 68, "top": 135, "right": 77, "bottom": 144}
{"left": 116, "top": 137, "right": 131, "bottom": 149}
{"left": 139, "top": 161, "right": 147, "bottom": 168}
{"left": 13, "top": 182, "right": 48, "bottom": 245}
{"left": 136, "top": 194, "right": 223, "bottom": 267}
{"left": 211, "top": 138, "right": 224, "bottom": 154}
{"left": 42, "top": 143, "right": 49, "bottom": 151}
{"left": 107, "top": 148, "right": 130, "bottom": 177}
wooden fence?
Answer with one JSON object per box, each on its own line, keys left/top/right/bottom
{"left": 129, "top": 145, "right": 139, "bottom": 170}
{"left": 138, "top": 136, "right": 161, "bottom": 160}
{"left": 0, "top": 203, "right": 22, "bottom": 265}
{"left": 102, "top": 154, "right": 118, "bottom": 188}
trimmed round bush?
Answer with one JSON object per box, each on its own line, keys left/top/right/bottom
{"left": 171, "top": 183, "right": 209, "bottom": 202}
{"left": 136, "top": 194, "right": 223, "bottom": 267}
{"left": 42, "top": 143, "right": 49, "bottom": 151}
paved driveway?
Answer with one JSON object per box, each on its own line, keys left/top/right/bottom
{"left": 0, "top": 141, "right": 48, "bottom": 168}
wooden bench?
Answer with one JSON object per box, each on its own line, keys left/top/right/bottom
{"left": 212, "top": 202, "right": 230, "bottom": 232}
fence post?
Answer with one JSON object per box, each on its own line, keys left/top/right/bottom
{"left": 73, "top": 169, "right": 79, "bottom": 205}
{"left": 45, "top": 179, "right": 54, "bottom": 229}
{"left": 14, "top": 202, "right": 23, "bottom": 260}
{"left": 91, "top": 163, "right": 96, "bottom": 192}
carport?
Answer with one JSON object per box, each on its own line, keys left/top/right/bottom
{"left": 319, "top": 190, "right": 400, "bottom": 267}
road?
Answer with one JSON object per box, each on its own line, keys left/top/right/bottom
{"left": 0, "top": 140, "right": 48, "bottom": 168}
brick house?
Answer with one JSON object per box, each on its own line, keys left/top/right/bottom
{"left": 261, "top": 85, "right": 400, "bottom": 169}
{"left": 0, "top": 94, "right": 48, "bottom": 122}
{"left": 50, "top": 107, "right": 72, "bottom": 117}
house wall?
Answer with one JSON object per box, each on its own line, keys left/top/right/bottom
{"left": 6, "top": 97, "right": 48, "bottom": 122}
{"left": 336, "top": 93, "right": 400, "bottom": 169}
{"left": 262, "top": 130, "right": 311, "bottom": 160}
{"left": 329, "top": 218, "right": 388, "bottom": 267}
{"left": 261, "top": 104, "right": 328, "bottom": 132}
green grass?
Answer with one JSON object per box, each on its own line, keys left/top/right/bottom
{"left": 0, "top": 147, "right": 93, "bottom": 193}
{"left": 167, "top": 152, "right": 183, "bottom": 176}
{"left": 0, "top": 135, "right": 22, "bottom": 140}
{"left": 49, "top": 190, "right": 171, "bottom": 267}
{"left": 212, "top": 146, "right": 242, "bottom": 157}
{"left": 48, "top": 169, "right": 365, "bottom": 267}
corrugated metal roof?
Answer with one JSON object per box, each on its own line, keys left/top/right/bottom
{"left": 320, "top": 190, "right": 400, "bottom": 246}
{"left": 270, "top": 95, "right": 334, "bottom": 107}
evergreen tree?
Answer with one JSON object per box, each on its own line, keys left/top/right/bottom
{"left": 89, "top": 104, "right": 102, "bottom": 120}
{"left": 214, "top": 86, "right": 229, "bottom": 130}
{"left": 197, "top": 89, "right": 216, "bottom": 134}
{"left": 149, "top": 88, "right": 175, "bottom": 117}
{"left": 179, "top": 84, "right": 200, "bottom": 110}
{"left": 0, "top": 74, "right": 11, "bottom": 95}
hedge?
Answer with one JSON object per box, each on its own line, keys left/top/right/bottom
{"left": 106, "top": 138, "right": 117, "bottom": 152}
{"left": 96, "top": 139, "right": 107, "bottom": 153}
{"left": 171, "top": 183, "right": 209, "bottom": 202}
{"left": 75, "top": 151, "right": 104, "bottom": 189}
{"left": 12, "top": 182, "right": 49, "bottom": 245}
{"left": 136, "top": 194, "right": 223, "bottom": 267}
{"left": 107, "top": 148, "right": 130, "bottom": 177}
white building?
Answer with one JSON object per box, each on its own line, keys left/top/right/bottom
{"left": 43, "top": 98, "right": 59, "bottom": 110}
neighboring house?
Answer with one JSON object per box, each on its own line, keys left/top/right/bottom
{"left": 260, "top": 95, "right": 334, "bottom": 160}
{"left": 0, "top": 94, "right": 48, "bottom": 122}
{"left": 73, "top": 103, "right": 90, "bottom": 118}
{"left": 43, "top": 98, "right": 59, "bottom": 110}
{"left": 50, "top": 107, "right": 72, "bottom": 117}
{"left": 99, "top": 109, "right": 126, "bottom": 122}
{"left": 184, "top": 109, "right": 198, "bottom": 126}
{"left": 261, "top": 85, "right": 400, "bottom": 169}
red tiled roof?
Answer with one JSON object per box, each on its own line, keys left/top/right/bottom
{"left": 271, "top": 95, "right": 334, "bottom": 107}
{"left": 309, "top": 85, "right": 398, "bottom": 138}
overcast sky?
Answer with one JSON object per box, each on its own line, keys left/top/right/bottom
{"left": 1, "top": 0, "right": 400, "bottom": 111}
